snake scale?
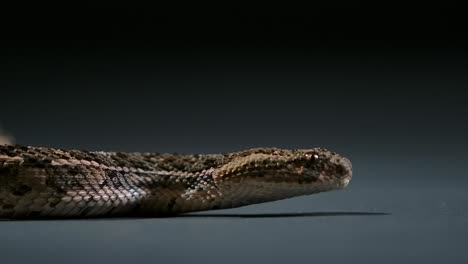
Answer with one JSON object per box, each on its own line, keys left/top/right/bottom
{"left": 0, "top": 144, "right": 352, "bottom": 219}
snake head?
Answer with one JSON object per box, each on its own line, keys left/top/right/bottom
{"left": 293, "top": 148, "right": 353, "bottom": 189}
{"left": 213, "top": 147, "right": 352, "bottom": 205}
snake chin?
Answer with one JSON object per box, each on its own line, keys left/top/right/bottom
{"left": 339, "top": 178, "right": 351, "bottom": 188}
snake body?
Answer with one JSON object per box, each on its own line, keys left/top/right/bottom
{"left": 0, "top": 144, "right": 352, "bottom": 219}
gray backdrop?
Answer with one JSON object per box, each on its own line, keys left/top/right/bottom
{"left": 1, "top": 9, "right": 467, "bottom": 264}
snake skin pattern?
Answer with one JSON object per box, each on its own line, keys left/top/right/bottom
{"left": 0, "top": 144, "right": 352, "bottom": 219}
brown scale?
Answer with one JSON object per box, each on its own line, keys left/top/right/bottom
{"left": 0, "top": 144, "right": 352, "bottom": 219}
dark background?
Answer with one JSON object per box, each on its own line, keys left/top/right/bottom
{"left": 1, "top": 8, "right": 467, "bottom": 264}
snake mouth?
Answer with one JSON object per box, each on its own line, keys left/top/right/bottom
{"left": 339, "top": 177, "right": 351, "bottom": 188}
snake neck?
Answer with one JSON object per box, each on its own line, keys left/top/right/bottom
{"left": 136, "top": 168, "right": 225, "bottom": 215}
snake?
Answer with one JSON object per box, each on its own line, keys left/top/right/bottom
{"left": 0, "top": 144, "right": 352, "bottom": 219}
